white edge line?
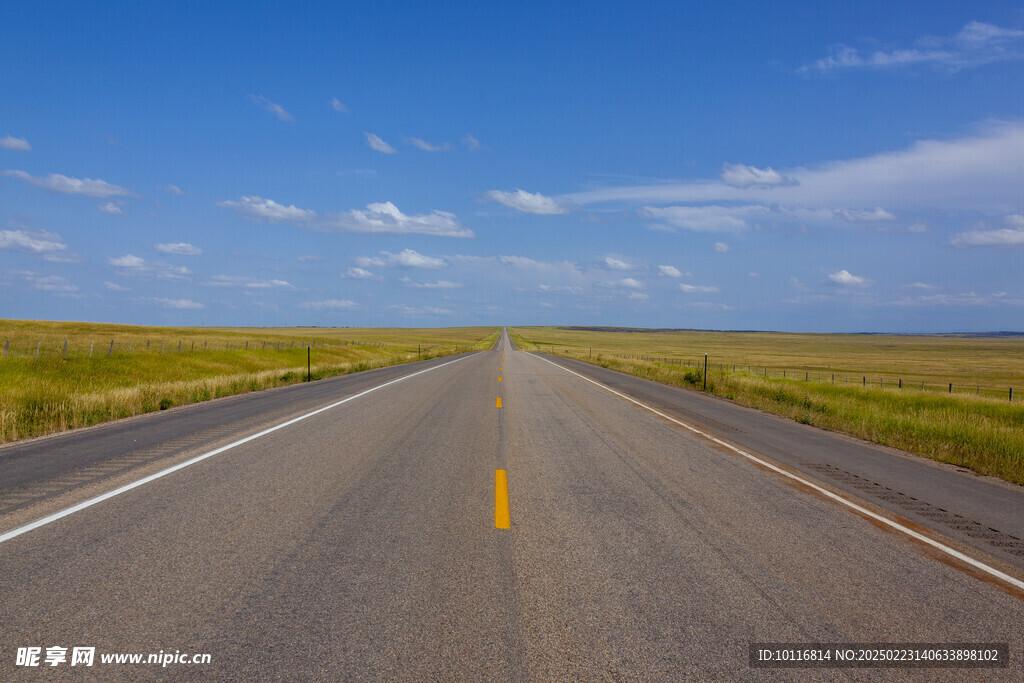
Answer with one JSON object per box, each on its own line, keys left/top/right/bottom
{"left": 532, "top": 353, "right": 1024, "bottom": 593}
{"left": 0, "top": 353, "right": 478, "bottom": 545}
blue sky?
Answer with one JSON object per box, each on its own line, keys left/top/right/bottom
{"left": 2, "top": 1, "right": 1023, "bottom": 332}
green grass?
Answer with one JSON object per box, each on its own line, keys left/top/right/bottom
{"left": 0, "top": 320, "right": 499, "bottom": 443}
{"left": 509, "top": 327, "right": 1024, "bottom": 485}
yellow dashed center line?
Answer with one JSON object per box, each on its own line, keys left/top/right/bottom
{"left": 496, "top": 397, "right": 502, "bottom": 408}
{"left": 495, "top": 469, "right": 510, "bottom": 529}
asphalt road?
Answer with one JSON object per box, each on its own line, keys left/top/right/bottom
{"left": 1, "top": 329, "right": 1021, "bottom": 679}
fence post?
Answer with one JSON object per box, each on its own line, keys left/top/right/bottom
{"left": 1011, "top": 387, "right": 1014, "bottom": 402}
{"left": 147, "top": 339, "right": 150, "bottom": 350}
{"left": 63, "top": 340, "right": 68, "bottom": 357}
{"left": 36, "top": 341, "right": 40, "bottom": 359}
{"left": 949, "top": 383, "right": 952, "bottom": 394}
{"left": 90, "top": 341, "right": 94, "bottom": 357}
{"left": 108, "top": 340, "right": 113, "bottom": 356}
{"left": 3, "top": 339, "right": 7, "bottom": 359}
{"left": 703, "top": 352, "right": 708, "bottom": 391}
{"left": 899, "top": 378, "right": 902, "bottom": 389}
{"left": 178, "top": 340, "right": 181, "bottom": 353}
{"left": 128, "top": 340, "right": 132, "bottom": 353}
{"left": 162, "top": 341, "right": 165, "bottom": 353}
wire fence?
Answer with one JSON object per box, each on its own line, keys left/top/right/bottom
{"left": 0, "top": 337, "right": 398, "bottom": 361}
{"left": 566, "top": 351, "right": 1018, "bottom": 403}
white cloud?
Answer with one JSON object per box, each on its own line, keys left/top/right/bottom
{"left": 952, "top": 214, "right": 1024, "bottom": 247}
{"left": 355, "top": 249, "right": 446, "bottom": 269}
{"left": 604, "top": 255, "right": 633, "bottom": 270}
{"left": 300, "top": 299, "right": 358, "bottom": 310}
{"left": 802, "top": 21, "right": 1024, "bottom": 73}
{"left": 108, "top": 254, "right": 145, "bottom": 268}
{"left": 155, "top": 242, "right": 202, "bottom": 256}
{"left": 2, "top": 270, "right": 78, "bottom": 294}
{"left": 406, "top": 280, "right": 462, "bottom": 289}
{"left": 330, "top": 98, "right": 349, "bottom": 113}
{"left": 713, "top": 242, "right": 732, "bottom": 253}
{"left": 0, "top": 136, "right": 31, "bottom": 151}
{"left": 98, "top": 201, "right": 124, "bottom": 214}
{"left": 641, "top": 205, "right": 766, "bottom": 232}
{"left": 679, "top": 283, "right": 720, "bottom": 293}
{"left": 103, "top": 281, "right": 130, "bottom": 291}
{"left": 483, "top": 189, "right": 568, "bottom": 215}
{"left": 828, "top": 269, "right": 869, "bottom": 286}
{"left": 889, "top": 291, "right": 1024, "bottom": 307}
{"left": 951, "top": 227, "right": 1024, "bottom": 247}
{"left": 538, "top": 284, "right": 584, "bottom": 295}
{"left": 905, "top": 282, "right": 936, "bottom": 290}
{"left": 342, "top": 267, "right": 375, "bottom": 279}
{"left": 837, "top": 207, "right": 895, "bottom": 222}
{"left": 250, "top": 95, "right": 293, "bottom": 122}
{"left": 109, "top": 254, "right": 145, "bottom": 268}
{"left": 297, "top": 254, "right": 327, "bottom": 262}
{"left": 0, "top": 229, "right": 73, "bottom": 262}
{"left": 908, "top": 222, "right": 929, "bottom": 233}
{"left": 217, "top": 195, "right": 316, "bottom": 223}
{"left": 658, "top": 265, "right": 683, "bottom": 277}
{"left": 619, "top": 278, "right": 644, "bottom": 289}
{"left": 150, "top": 297, "right": 204, "bottom": 309}
{"left": 365, "top": 132, "right": 397, "bottom": 154}
{"left": 498, "top": 255, "right": 541, "bottom": 268}
{"left": 162, "top": 184, "right": 183, "bottom": 195}
{"left": 108, "top": 254, "right": 191, "bottom": 280}
{"left": 720, "top": 163, "right": 793, "bottom": 188}
{"left": 406, "top": 137, "right": 451, "bottom": 151}
{"left": 3, "top": 170, "right": 135, "bottom": 197}
{"left": 566, "top": 122, "right": 1024, "bottom": 217}
{"left": 628, "top": 292, "right": 649, "bottom": 301}
{"left": 494, "top": 255, "right": 583, "bottom": 278}
{"left": 206, "top": 276, "right": 295, "bottom": 289}
{"left": 321, "top": 201, "right": 472, "bottom": 237}
{"left": 462, "top": 134, "right": 482, "bottom": 151}
{"left": 31, "top": 274, "right": 78, "bottom": 293}
{"left": 389, "top": 304, "right": 452, "bottom": 315}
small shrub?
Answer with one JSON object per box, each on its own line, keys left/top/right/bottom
{"left": 159, "top": 397, "right": 173, "bottom": 410}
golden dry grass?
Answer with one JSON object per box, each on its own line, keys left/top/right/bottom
{"left": 0, "top": 320, "right": 499, "bottom": 443}
{"left": 510, "top": 327, "right": 1024, "bottom": 485}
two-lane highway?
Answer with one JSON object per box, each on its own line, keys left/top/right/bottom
{"left": 1, "top": 329, "right": 1021, "bottom": 678}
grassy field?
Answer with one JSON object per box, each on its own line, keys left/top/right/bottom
{"left": 0, "top": 320, "right": 499, "bottom": 444}
{"left": 509, "top": 326, "right": 1024, "bottom": 486}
